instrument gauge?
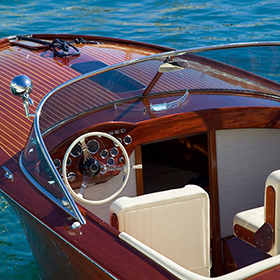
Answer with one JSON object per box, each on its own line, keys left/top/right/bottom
{"left": 70, "top": 143, "right": 82, "bottom": 157}
{"left": 100, "top": 149, "right": 109, "bottom": 159}
{"left": 123, "top": 135, "right": 132, "bottom": 145}
{"left": 107, "top": 157, "right": 115, "bottom": 166}
{"left": 66, "top": 157, "right": 72, "bottom": 166}
{"left": 87, "top": 139, "right": 99, "bottom": 154}
{"left": 110, "top": 147, "right": 119, "bottom": 157}
{"left": 53, "top": 159, "right": 61, "bottom": 168}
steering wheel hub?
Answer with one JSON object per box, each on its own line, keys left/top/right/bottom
{"left": 80, "top": 158, "right": 101, "bottom": 176}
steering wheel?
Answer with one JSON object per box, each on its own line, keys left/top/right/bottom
{"left": 62, "top": 132, "right": 130, "bottom": 205}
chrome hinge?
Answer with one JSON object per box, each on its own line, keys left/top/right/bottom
{"left": 2, "top": 166, "right": 14, "bottom": 182}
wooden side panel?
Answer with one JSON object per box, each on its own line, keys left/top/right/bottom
{"left": 246, "top": 264, "right": 280, "bottom": 280}
{"left": 208, "top": 130, "right": 223, "bottom": 276}
{"left": 266, "top": 186, "right": 276, "bottom": 229}
{"left": 135, "top": 145, "right": 144, "bottom": 195}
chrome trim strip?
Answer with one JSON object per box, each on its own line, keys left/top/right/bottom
{"left": 0, "top": 189, "right": 117, "bottom": 280}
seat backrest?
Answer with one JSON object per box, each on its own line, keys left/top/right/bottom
{"left": 233, "top": 169, "right": 280, "bottom": 256}
{"left": 265, "top": 169, "right": 280, "bottom": 256}
{"left": 109, "top": 185, "right": 211, "bottom": 277}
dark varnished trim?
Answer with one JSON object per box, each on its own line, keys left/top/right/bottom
{"left": 128, "top": 107, "right": 280, "bottom": 150}
{"left": 135, "top": 145, "right": 144, "bottom": 196}
{"left": 266, "top": 186, "right": 276, "bottom": 229}
{"left": 208, "top": 130, "right": 223, "bottom": 276}
{"left": 234, "top": 224, "right": 255, "bottom": 247}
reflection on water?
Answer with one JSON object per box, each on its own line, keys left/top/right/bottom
{"left": 0, "top": 0, "right": 280, "bottom": 49}
{"left": 0, "top": 197, "right": 40, "bottom": 279}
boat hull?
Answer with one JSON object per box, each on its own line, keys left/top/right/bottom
{"left": 2, "top": 193, "right": 114, "bottom": 280}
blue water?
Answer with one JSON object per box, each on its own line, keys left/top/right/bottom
{"left": 1, "top": 0, "right": 280, "bottom": 278}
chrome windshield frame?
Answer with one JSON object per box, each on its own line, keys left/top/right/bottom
{"left": 29, "top": 41, "right": 280, "bottom": 225}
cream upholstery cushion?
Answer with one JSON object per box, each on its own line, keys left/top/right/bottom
{"left": 233, "top": 206, "right": 264, "bottom": 233}
{"left": 110, "top": 185, "right": 210, "bottom": 276}
{"left": 233, "top": 169, "right": 280, "bottom": 256}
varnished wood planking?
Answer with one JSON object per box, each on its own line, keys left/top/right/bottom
{"left": 0, "top": 43, "right": 83, "bottom": 155}
{"left": 245, "top": 264, "right": 280, "bottom": 279}
{"left": 0, "top": 35, "right": 162, "bottom": 156}
{"left": 4, "top": 35, "right": 280, "bottom": 279}
{"left": 4, "top": 35, "right": 279, "bottom": 149}
{"left": 0, "top": 35, "right": 164, "bottom": 160}
{"left": 0, "top": 42, "right": 129, "bottom": 157}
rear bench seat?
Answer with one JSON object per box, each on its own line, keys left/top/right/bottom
{"left": 110, "top": 185, "right": 211, "bottom": 277}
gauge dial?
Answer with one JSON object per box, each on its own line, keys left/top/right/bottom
{"left": 110, "top": 147, "right": 118, "bottom": 157}
{"left": 107, "top": 157, "right": 115, "bottom": 166}
{"left": 100, "top": 149, "right": 109, "bottom": 159}
{"left": 123, "top": 135, "right": 132, "bottom": 145}
{"left": 66, "top": 157, "right": 72, "bottom": 166}
{"left": 70, "top": 143, "right": 82, "bottom": 157}
{"left": 87, "top": 139, "right": 99, "bottom": 154}
{"left": 53, "top": 159, "right": 61, "bottom": 168}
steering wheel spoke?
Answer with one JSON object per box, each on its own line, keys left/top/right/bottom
{"left": 80, "top": 138, "right": 93, "bottom": 163}
{"left": 62, "top": 132, "right": 130, "bottom": 205}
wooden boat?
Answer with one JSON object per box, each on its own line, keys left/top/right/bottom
{"left": 2, "top": 34, "right": 280, "bottom": 279}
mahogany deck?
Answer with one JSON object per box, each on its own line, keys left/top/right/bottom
{"left": 0, "top": 35, "right": 163, "bottom": 161}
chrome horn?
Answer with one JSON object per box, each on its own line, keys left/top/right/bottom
{"left": 10, "top": 75, "right": 34, "bottom": 119}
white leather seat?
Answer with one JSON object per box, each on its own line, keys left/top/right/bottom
{"left": 234, "top": 206, "right": 264, "bottom": 233}
{"left": 110, "top": 185, "right": 211, "bottom": 276}
{"left": 233, "top": 169, "right": 280, "bottom": 256}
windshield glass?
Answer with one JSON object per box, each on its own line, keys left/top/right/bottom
{"left": 198, "top": 46, "right": 280, "bottom": 84}
{"left": 39, "top": 44, "right": 280, "bottom": 134}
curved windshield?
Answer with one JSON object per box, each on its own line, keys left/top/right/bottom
{"left": 198, "top": 46, "right": 280, "bottom": 84}
{"left": 39, "top": 44, "right": 280, "bottom": 134}
{"left": 21, "top": 42, "right": 280, "bottom": 224}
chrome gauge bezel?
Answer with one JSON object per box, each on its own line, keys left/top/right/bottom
{"left": 53, "top": 158, "right": 61, "bottom": 168}
{"left": 110, "top": 147, "right": 119, "bottom": 157}
{"left": 106, "top": 157, "right": 115, "bottom": 166}
{"left": 70, "top": 142, "right": 83, "bottom": 157}
{"left": 87, "top": 139, "right": 100, "bottom": 154}
{"left": 123, "top": 135, "right": 132, "bottom": 145}
{"left": 100, "top": 149, "right": 109, "bottom": 159}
